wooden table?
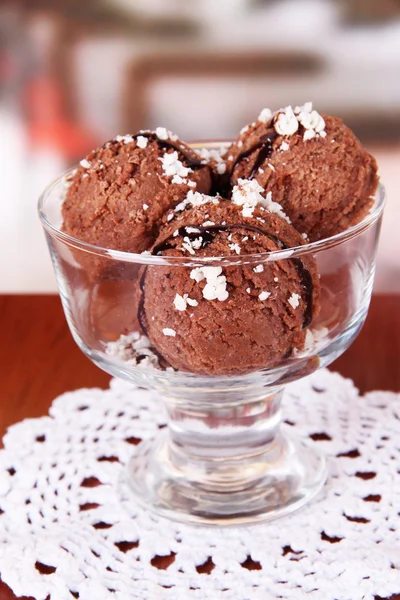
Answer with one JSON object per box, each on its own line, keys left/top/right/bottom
{"left": 0, "top": 294, "right": 399, "bottom": 600}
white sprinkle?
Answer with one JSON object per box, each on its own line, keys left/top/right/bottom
{"left": 231, "top": 178, "right": 265, "bottom": 218}
{"left": 253, "top": 264, "right": 264, "bottom": 273}
{"left": 174, "top": 294, "right": 187, "bottom": 311}
{"left": 203, "top": 281, "right": 228, "bottom": 302}
{"left": 240, "top": 124, "right": 249, "bottom": 134}
{"left": 141, "top": 250, "right": 151, "bottom": 255}
{"left": 258, "top": 107, "right": 274, "bottom": 124}
{"left": 246, "top": 288, "right": 251, "bottom": 293}
{"left": 228, "top": 233, "right": 233, "bottom": 241}
{"left": 174, "top": 190, "right": 219, "bottom": 213}
{"left": 268, "top": 163, "right": 275, "bottom": 171}
{"left": 82, "top": 173, "right": 88, "bottom": 179}
{"left": 303, "top": 129, "right": 316, "bottom": 141}
{"left": 172, "top": 174, "right": 185, "bottom": 185}
{"left": 195, "top": 147, "right": 226, "bottom": 175}
{"left": 136, "top": 135, "right": 148, "bottom": 148}
{"left": 115, "top": 134, "right": 134, "bottom": 144}
{"left": 238, "top": 140, "right": 243, "bottom": 148}
{"left": 242, "top": 236, "right": 249, "bottom": 242}
{"left": 188, "top": 180, "right": 197, "bottom": 187}
{"left": 274, "top": 106, "right": 298, "bottom": 136}
{"left": 258, "top": 167, "right": 264, "bottom": 174}
{"left": 189, "top": 237, "right": 202, "bottom": 250}
{"left": 173, "top": 292, "right": 198, "bottom": 311}
{"left": 288, "top": 292, "right": 301, "bottom": 309}
{"left": 292, "top": 104, "right": 326, "bottom": 140}
{"left": 155, "top": 127, "right": 168, "bottom": 139}
{"left": 229, "top": 243, "right": 241, "bottom": 255}
{"left": 142, "top": 204, "right": 149, "bottom": 211}
{"left": 190, "top": 267, "right": 205, "bottom": 283}
{"left": 228, "top": 155, "right": 233, "bottom": 161}
{"left": 182, "top": 236, "right": 203, "bottom": 255}
{"left": 231, "top": 179, "right": 290, "bottom": 223}
{"left": 163, "top": 328, "right": 176, "bottom": 337}
{"left": 279, "top": 141, "right": 290, "bottom": 152}
{"left": 186, "top": 227, "right": 201, "bottom": 234}
{"left": 167, "top": 212, "right": 174, "bottom": 222}
{"left": 298, "top": 109, "right": 325, "bottom": 132}
{"left": 217, "top": 163, "right": 227, "bottom": 175}
{"left": 190, "top": 266, "right": 229, "bottom": 301}
{"left": 80, "top": 159, "right": 91, "bottom": 169}
{"left": 331, "top": 139, "right": 336, "bottom": 143}
{"left": 159, "top": 151, "right": 192, "bottom": 181}
{"left": 259, "top": 291, "right": 271, "bottom": 301}
{"left": 302, "top": 232, "right": 309, "bottom": 241}
{"left": 105, "top": 332, "right": 163, "bottom": 369}
{"left": 155, "top": 126, "right": 178, "bottom": 141}
{"left": 202, "top": 221, "right": 215, "bottom": 227}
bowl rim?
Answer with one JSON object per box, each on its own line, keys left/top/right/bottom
{"left": 38, "top": 141, "right": 386, "bottom": 267}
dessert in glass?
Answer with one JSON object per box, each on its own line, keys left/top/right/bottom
{"left": 38, "top": 105, "right": 384, "bottom": 525}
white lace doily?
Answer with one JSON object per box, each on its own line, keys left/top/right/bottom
{"left": 0, "top": 369, "right": 399, "bottom": 600}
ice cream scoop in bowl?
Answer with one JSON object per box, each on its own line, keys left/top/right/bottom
{"left": 39, "top": 141, "right": 384, "bottom": 526}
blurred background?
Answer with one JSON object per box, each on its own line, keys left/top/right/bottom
{"left": 1, "top": 0, "right": 399, "bottom": 292}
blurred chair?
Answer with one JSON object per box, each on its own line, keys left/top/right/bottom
{"left": 123, "top": 50, "right": 324, "bottom": 132}
{"left": 340, "top": 0, "right": 400, "bottom": 23}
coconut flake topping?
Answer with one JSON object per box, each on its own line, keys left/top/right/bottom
{"left": 288, "top": 292, "right": 301, "bottom": 309}
{"left": 195, "top": 147, "right": 226, "bottom": 174}
{"left": 174, "top": 190, "right": 219, "bottom": 213}
{"left": 190, "top": 267, "right": 229, "bottom": 302}
{"left": 163, "top": 328, "right": 176, "bottom": 337}
{"left": 255, "top": 102, "right": 326, "bottom": 142}
{"left": 136, "top": 135, "right": 148, "bottom": 148}
{"left": 115, "top": 134, "right": 134, "bottom": 144}
{"left": 174, "top": 293, "right": 198, "bottom": 311}
{"left": 155, "top": 127, "right": 179, "bottom": 141}
{"left": 258, "top": 107, "right": 274, "bottom": 124}
{"left": 232, "top": 179, "right": 291, "bottom": 223}
{"left": 159, "top": 151, "right": 192, "bottom": 183}
{"left": 259, "top": 291, "right": 271, "bottom": 301}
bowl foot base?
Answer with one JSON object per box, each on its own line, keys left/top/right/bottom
{"left": 125, "top": 432, "right": 327, "bottom": 526}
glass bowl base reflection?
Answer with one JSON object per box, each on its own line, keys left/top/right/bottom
{"left": 126, "top": 429, "right": 326, "bottom": 526}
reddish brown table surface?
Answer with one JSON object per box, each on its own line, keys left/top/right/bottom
{"left": 0, "top": 293, "right": 399, "bottom": 600}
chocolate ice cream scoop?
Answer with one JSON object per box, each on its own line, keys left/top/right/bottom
{"left": 140, "top": 193, "right": 320, "bottom": 375}
{"left": 62, "top": 128, "right": 213, "bottom": 254}
{"left": 225, "top": 103, "right": 378, "bottom": 241}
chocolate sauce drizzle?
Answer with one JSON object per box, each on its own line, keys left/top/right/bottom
{"left": 113, "top": 132, "right": 204, "bottom": 170}
{"left": 151, "top": 223, "right": 314, "bottom": 328}
{"left": 230, "top": 131, "right": 278, "bottom": 183}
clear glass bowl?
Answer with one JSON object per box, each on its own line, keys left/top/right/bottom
{"left": 38, "top": 142, "right": 385, "bottom": 526}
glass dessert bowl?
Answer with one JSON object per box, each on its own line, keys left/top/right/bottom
{"left": 38, "top": 142, "right": 385, "bottom": 526}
